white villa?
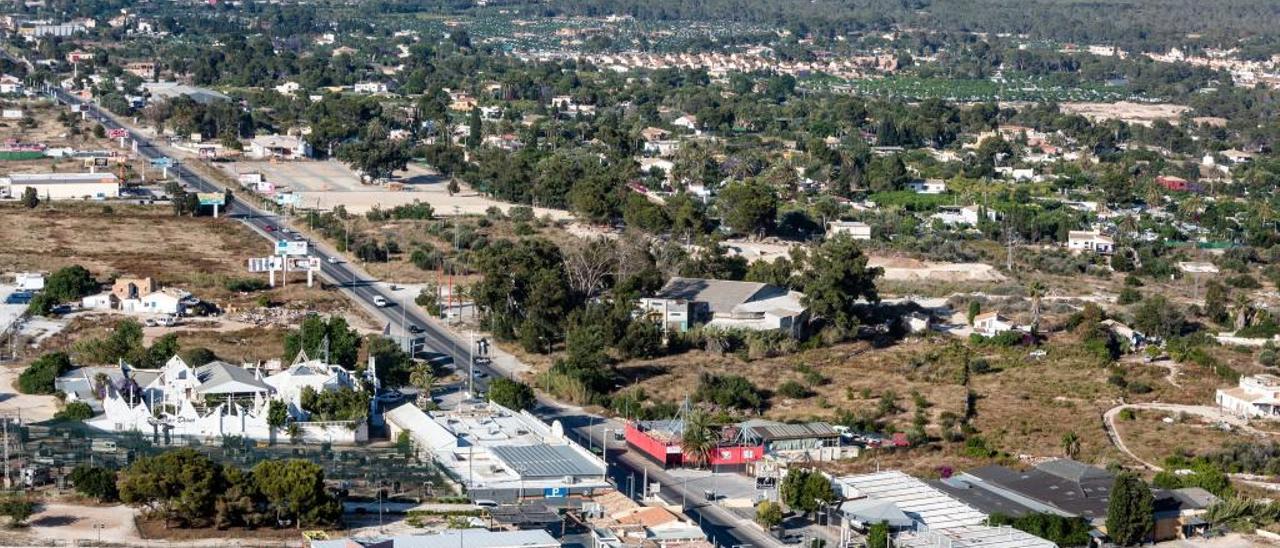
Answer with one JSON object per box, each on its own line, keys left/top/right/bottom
{"left": 1068, "top": 230, "right": 1115, "bottom": 254}
{"left": 70, "top": 353, "right": 369, "bottom": 443}
{"left": 1216, "top": 374, "right": 1280, "bottom": 419}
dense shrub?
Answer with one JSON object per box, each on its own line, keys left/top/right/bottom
{"left": 54, "top": 401, "right": 93, "bottom": 421}
{"left": 694, "top": 373, "right": 764, "bottom": 410}
{"left": 18, "top": 352, "right": 73, "bottom": 394}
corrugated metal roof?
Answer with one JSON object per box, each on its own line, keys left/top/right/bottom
{"left": 744, "top": 421, "right": 839, "bottom": 441}
{"left": 490, "top": 444, "right": 603, "bottom": 478}
{"left": 836, "top": 471, "right": 987, "bottom": 531}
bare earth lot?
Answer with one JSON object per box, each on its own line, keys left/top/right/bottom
{"left": 1058, "top": 101, "right": 1191, "bottom": 127}
{"left": 220, "top": 159, "right": 572, "bottom": 219}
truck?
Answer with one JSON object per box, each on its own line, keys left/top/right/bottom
{"left": 21, "top": 466, "right": 50, "bottom": 488}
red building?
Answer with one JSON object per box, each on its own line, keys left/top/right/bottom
{"left": 625, "top": 421, "right": 764, "bottom": 469}
{"left": 1156, "top": 175, "right": 1190, "bottom": 192}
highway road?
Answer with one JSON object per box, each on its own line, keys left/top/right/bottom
{"left": 43, "top": 85, "right": 784, "bottom": 548}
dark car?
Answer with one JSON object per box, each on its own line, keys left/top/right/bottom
{"left": 408, "top": 325, "right": 424, "bottom": 334}
{"left": 264, "top": 225, "right": 276, "bottom": 232}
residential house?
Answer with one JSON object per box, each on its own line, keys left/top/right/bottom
{"left": 274, "top": 81, "right": 302, "bottom": 95}
{"left": 123, "top": 62, "right": 157, "bottom": 81}
{"left": 907, "top": 179, "right": 947, "bottom": 194}
{"left": 141, "top": 287, "right": 190, "bottom": 316}
{"left": 640, "top": 127, "right": 670, "bottom": 142}
{"left": 826, "top": 221, "right": 871, "bottom": 240}
{"left": 972, "top": 312, "right": 1015, "bottom": 336}
{"left": 1216, "top": 374, "right": 1280, "bottom": 419}
{"left": 672, "top": 114, "right": 698, "bottom": 131}
{"left": 14, "top": 272, "right": 43, "bottom": 291}
{"left": 249, "top": 135, "right": 312, "bottom": 160}
{"left": 353, "top": 81, "right": 393, "bottom": 94}
{"left": 0, "top": 74, "right": 23, "bottom": 95}
{"left": 1067, "top": 230, "right": 1115, "bottom": 254}
{"left": 643, "top": 139, "right": 680, "bottom": 157}
{"left": 638, "top": 277, "right": 808, "bottom": 336}
{"left": 931, "top": 205, "right": 993, "bottom": 227}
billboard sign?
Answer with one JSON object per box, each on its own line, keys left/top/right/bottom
{"left": 288, "top": 257, "right": 320, "bottom": 270}
{"left": 275, "top": 192, "right": 302, "bottom": 207}
{"left": 93, "top": 157, "right": 108, "bottom": 168}
{"left": 197, "top": 192, "right": 225, "bottom": 207}
{"left": 543, "top": 487, "right": 568, "bottom": 498}
{"left": 247, "top": 257, "right": 283, "bottom": 273}
{"left": 150, "top": 156, "right": 173, "bottom": 168}
{"left": 107, "top": 128, "right": 128, "bottom": 139}
{"left": 276, "top": 240, "right": 308, "bottom": 256}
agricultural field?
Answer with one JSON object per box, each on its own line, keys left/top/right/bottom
{"left": 828, "top": 74, "right": 1133, "bottom": 103}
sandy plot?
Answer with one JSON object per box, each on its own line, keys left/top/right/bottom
{"left": 869, "top": 257, "right": 1007, "bottom": 283}
{"left": 0, "top": 364, "right": 58, "bottom": 423}
{"left": 18, "top": 503, "right": 142, "bottom": 545}
{"left": 1059, "top": 101, "right": 1190, "bottom": 127}
{"left": 222, "top": 160, "right": 573, "bottom": 219}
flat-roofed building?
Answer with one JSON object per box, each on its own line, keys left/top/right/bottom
{"left": 384, "top": 400, "right": 610, "bottom": 503}
{"left": 2, "top": 172, "right": 119, "bottom": 199}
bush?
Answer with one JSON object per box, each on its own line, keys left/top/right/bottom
{"left": 488, "top": 378, "right": 536, "bottom": 410}
{"left": 69, "top": 465, "right": 118, "bottom": 502}
{"left": 1117, "top": 287, "right": 1142, "bottom": 305}
{"left": 1118, "top": 408, "right": 1136, "bottom": 421}
{"left": 223, "top": 277, "right": 269, "bottom": 292}
{"left": 18, "top": 352, "right": 73, "bottom": 394}
{"left": 694, "top": 373, "right": 763, "bottom": 410}
{"left": 777, "top": 380, "right": 812, "bottom": 399}
{"left": 54, "top": 401, "right": 93, "bottom": 421}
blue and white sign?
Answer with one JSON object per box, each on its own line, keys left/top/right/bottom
{"left": 543, "top": 487, "right": 568, "bottom": 498}
{"left": 150, "top": 156, "right": 173, "bottom": 168}
{"left": 276, "top": 240, "right": 308, "bottom": 256}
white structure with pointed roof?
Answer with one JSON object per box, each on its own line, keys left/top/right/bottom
{"left": 86, "top": 353, "right": 367, "bottom": 443}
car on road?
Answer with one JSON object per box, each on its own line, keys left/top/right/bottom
{"left": 373, "top": 296, "right": 389, "bottom": 307}
{"left": 327, "top": 256, "right": 341, "bottom": 264}
{"left": 264, "top": 225, "right": 276, "bottom": 232}
{"left": 408, "top": 325, "right": 424, "bottom": 334}
{"left": 472, "top": 370, "right": 488, "bottom": 379}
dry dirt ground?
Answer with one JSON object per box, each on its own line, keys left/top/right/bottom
{"left": 596, "top": 327, "right": 1258, "bottom": 477}
{"left": 0, "top": 202, "right": 348, "bottom": 309}
{"left": 0, "top": 362, "right": 58, "bottom": 423}
{"left": 1058, "top": 101, "right": 1191, "bottom": 127}
{"left": 218, "top": 159, "right": 572, "bottom": 219}
{"left": 0, "top": 98, "right": 144, "bottom": 176}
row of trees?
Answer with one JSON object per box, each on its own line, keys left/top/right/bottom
{"left": 117, "top": 448, "right": 340, "bottom": 529}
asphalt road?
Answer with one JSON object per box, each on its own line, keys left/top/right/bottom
{"left": 43, "top": 85, "right": 782, "bottom": 548}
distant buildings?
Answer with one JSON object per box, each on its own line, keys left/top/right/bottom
{"left": 2, "top": 172, "right": 120, "bottom": 200}
{"left": 638, "top": 277, "right": 808, "bottom": 336}
{"left": 312, "top": 529, "right": 561, "bottom": 548}
{"left": 1216, "top": 374, "right": 1280, "bottom": 419}
{"left": 249, "top": 135, "right": 312, "bottom": 160}
{"left": 931, "top": 205, "right": 992, "bottom": 227}
{"left": 826, "top": 221, "right": 871, "bottom": 240}
{"left": 1067, "top": 230, "right": 1115, "bottom": 254}
{"left": 972, "top": 312, "right": 1016, "bottom": 337}
{"left": 906, "top": 179, "right": 947, "bottom": 194}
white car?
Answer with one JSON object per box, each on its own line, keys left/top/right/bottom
{"left": 327, "top": 256, "right": 341, "bottom": 264}
{"left": 373, "top": 296, "right": 389, "bottom": 307}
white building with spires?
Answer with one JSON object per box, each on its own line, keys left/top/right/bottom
{"left": 75, "top": 352, "right": 369, "bottom": 443}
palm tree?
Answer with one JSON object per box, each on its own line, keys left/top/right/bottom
{"left": 681, "top": 410, "right": 717, "bottom": 469}
{"left": 1027, "top": 281, "right": 1047, "bottom": 334}
{"left": 1061, "top": 431, "right": 1081, "bottom": 459}
{"left": 409, "top": 363, "right": 435, "bottom": 408}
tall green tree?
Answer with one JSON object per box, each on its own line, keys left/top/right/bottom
{"left": 798, "top": 234, "right": 883, "bottom": 332}
{"left": 252, "top": 459, "right": 340, "bottom": 528}
{"left": 118, "top": 448, "right": 223, "bottom": 528}
{"left": 1106, "top": 472, "right": 1154, "bottom": 546}
{"left": 718, "top": 178, "right": 778, "bottom": 238}
{"left": 20, "top": 187, "right": 38, "bottom": 209}
{"left": 283, "top": 315, "right": 359, "bottom": 367}
{"left": 488, "top": 378, "right": 536, "bottom": 410}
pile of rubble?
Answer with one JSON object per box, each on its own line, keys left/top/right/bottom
{"left": 228, "top": 307, "right": 313, "bottom": 326}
